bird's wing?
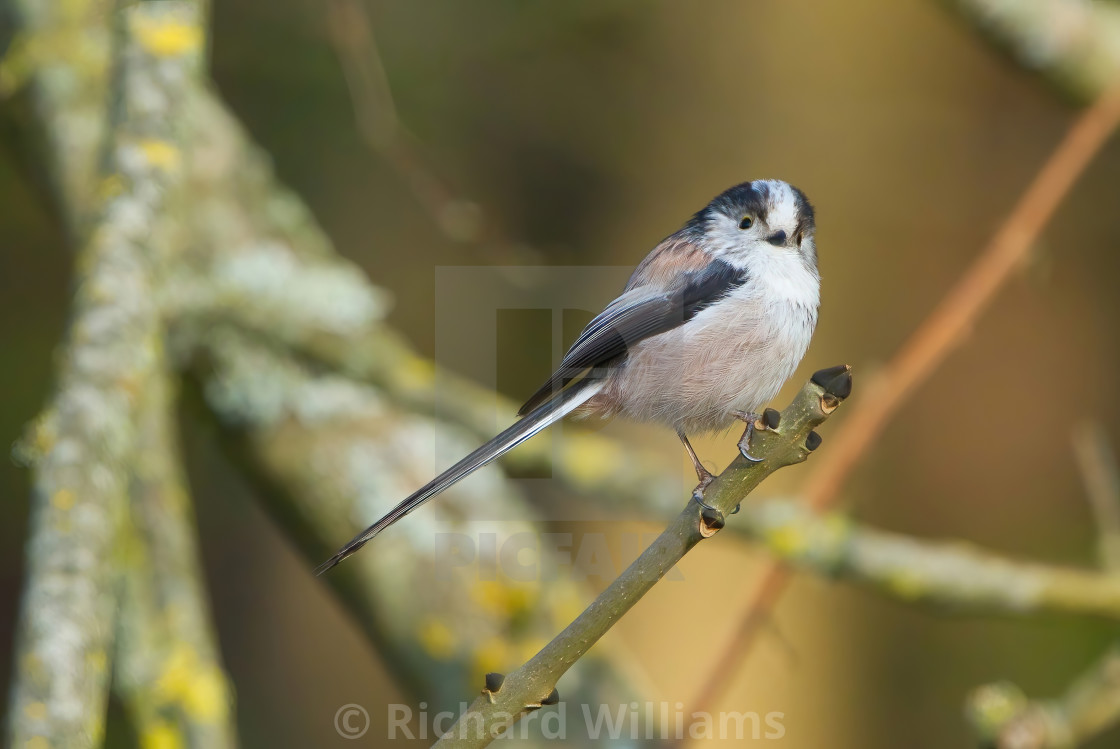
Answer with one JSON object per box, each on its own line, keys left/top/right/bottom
{"left": 517, "top": 252, "right": 747, "bottom": 415}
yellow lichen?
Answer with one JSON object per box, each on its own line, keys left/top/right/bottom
{"left": 470, "top": 579, "right": 536, "bottom": 619}
{"left": 885, "top": 571, "right": 926, "bottom": 600}
{"left": 131, "top": 16, "right": 202, "bottom": 58}
{"left": 185, "top": 666, "right": 228, "bottom": 721}
{"left": 417, "top": 617, "right": 457, "bottom": 660}
{"left": 51, "top": 489, "right": 75, "bottom": 512}
{"left": 141, "top": 720, "right": 184, "bottom": 749}
{"left": 137, "top": 139, "right": 181, "bottom": 173}
{"left": 399, "top": 356, "right": 436, "bottom": 390}
{"left": 155, "top": 645, "right": 229, "bottom": 722}
{"left": 766, "top": 525, "right": 808, "bottom": 557}
{"left": 23, "top": 702, "right": 47, "bottom": 721}
{"left": 24, "top": 736, "right": 50, "bottom": 749}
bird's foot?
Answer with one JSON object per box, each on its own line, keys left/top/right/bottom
{"left": 691, "top": 468, "right": 716, "bottom": 510}
{"left": 733, "top": 410, "right": 764, "bottom": 462}
{"left": 733, "top": 408, "right": 781, "bottom": 463}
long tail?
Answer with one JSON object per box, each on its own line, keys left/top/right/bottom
{"left": 314, "top": 378, "right": 604, "bottom": 575}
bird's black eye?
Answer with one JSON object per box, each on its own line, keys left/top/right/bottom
{"left": 738, "top": 216, "right": 753, "bottom": 230}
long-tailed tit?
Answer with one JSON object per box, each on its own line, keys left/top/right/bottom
{"left": 316, "top": 179, "right": 819, "bottom": 574}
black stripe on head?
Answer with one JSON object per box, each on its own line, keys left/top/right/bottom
{"left": 684, "top": 181, "right": 772, "bottom": 235}
{"left": 788, "top": 184, "right": 816, "bottom": 239}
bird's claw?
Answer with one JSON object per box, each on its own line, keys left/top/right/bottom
{"left": 739, "top": 445, "right": 765, "bottom": 463}
{"left": 692, "top": 479, "right": 716, "bottom": 511}
{"left": 735, "top": 411, "right": 765, "bottom": 462}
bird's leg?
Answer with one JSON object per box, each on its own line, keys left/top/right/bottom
{"left": 732, "top": 410, "right": 764, "bottom": 462}
{"left": 677, "top": 430, "right": 717, "bottom": 510}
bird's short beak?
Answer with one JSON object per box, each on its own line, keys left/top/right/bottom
{"left": 766, "top": 229, "right": 788, "bottom": 247}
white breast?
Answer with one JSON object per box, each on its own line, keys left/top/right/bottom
{"left": 603, "top": 254, "right": 819, "bottom": 434}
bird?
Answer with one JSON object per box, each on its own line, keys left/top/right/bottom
{"left": 315, "top": 179, "right": 820, "bottom": 575}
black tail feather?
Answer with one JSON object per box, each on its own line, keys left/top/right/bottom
{"left": 314, "top": 378, "right": 603, "bottom": 575}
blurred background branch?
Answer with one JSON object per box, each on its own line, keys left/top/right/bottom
{"left": 967, "top": 427, "right": 1120, "bottom": 748}
{"left": 113, "top": 368, "right": 236, "bottom": 749}
{"left": 7, "top": 1, "right": 207, "bottom": 746}
{"left": 937, "top": 0, "right": 1120, "bottom": 102}
{"left": 736, "top": 497, "right": 1120, "bottom": 619}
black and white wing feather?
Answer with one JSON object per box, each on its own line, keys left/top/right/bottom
{"left": 518, "top": 257, "right": 747, "bottom": 415}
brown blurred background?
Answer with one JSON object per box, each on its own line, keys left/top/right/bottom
{"left": 3, "top": 0, "right": 1120, "bottom": 746}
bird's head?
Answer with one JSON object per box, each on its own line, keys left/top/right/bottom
{"left": 686, "top": 179, "right": 817, "bottom": 272}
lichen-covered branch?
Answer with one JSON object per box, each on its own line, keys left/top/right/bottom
{"left": 733, "top": 498, "right": 1120, "bottom": 620}
{"left": 0, "top": 0, "right": 115, "bottom": 226}
{"left": 431, "top": 369, "right": 851, "bottom": 749}
{"left": 114, "top": 367, "right": 236, "bottom": 749}
{"left": 936, "top": 0, "right": 1120, "bottom": 102}
{"left": 7, "top": 3, "right": 203, "bottom": 745}
{"left": 7, "top": 1, "right": 209, "bottom": 745}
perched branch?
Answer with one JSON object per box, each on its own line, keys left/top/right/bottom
{"left": 690, "top": 77, "right": 1120, "bottom": 721}
{"left": 936, "top": 0, "right": 1120, "bottom": 102}
{"left": 430, "top": 368, "right": 851, "bottom": 749}
{"left": 7, "top": 2, "right": 203, "bottom": 745}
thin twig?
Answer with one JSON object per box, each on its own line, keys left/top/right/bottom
{"left": 1072, "top": 423, "right": 1120, "bottom": 572}
{"left": 690, "top": 78, "right": 1120, "bottom": 724}
{"left": 324, "top": 0, "right": 482, "bottom": 242}
{"left": 431, "top": 369, "right": 851, "bottom": 749}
